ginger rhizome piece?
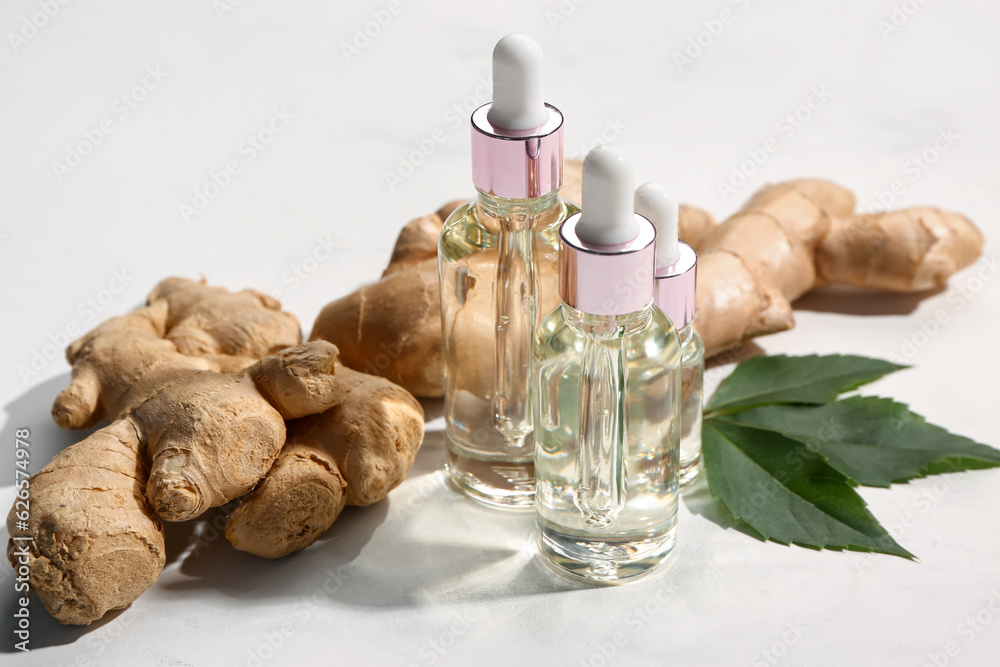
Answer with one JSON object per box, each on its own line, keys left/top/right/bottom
{"left": 9, "top": 277, "right": 306, "bottom": 624}
{"left": 11, "top": 277, "right": 426, "bottom": 625}
{"left": 9, "top": 338, "right": 346, "bottom": 624}
{"left": 226, "top": 365, "right": 424, "bottom": 558}
{"left": 310, "top": 203, "right": 459, "bottom": 398}
{"left": 53, "top": 277, "right": 300, "bottom": 430}
{"left": 694, "top": 180, "right": 984, "bottom": 355}
{"left": 7, "top": 420, "right": 163, "bottom": 626}
{"left": 312, "top": 165, "right": 984, "bottom": 386}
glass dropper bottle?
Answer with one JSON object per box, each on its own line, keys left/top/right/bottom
{"left": 636, "top": 183, "right": 703, "bottom": 486}
{"left": 534, "top": 146, "right": 682, "bottom": 582}
{"left": 438, "top": 34, "right": 578, "bottom": 508}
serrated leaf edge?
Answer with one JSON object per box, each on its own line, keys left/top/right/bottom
{"left": 703, "top": 419, "right": 916, "bottom": 560}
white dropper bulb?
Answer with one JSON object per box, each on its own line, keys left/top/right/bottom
{"left": 635, "top": 182, "right": 680, "bottom": 269}
{"left": 486, "top": 34, "right": 549, "bottom": 131}
{"left": 575, "top": 145, "right": 639, "bottom": 245}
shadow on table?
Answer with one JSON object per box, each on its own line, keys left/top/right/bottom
{"left": 682, "top": 474, "right": 765, "bottom": 543}
{"left": 706, "top": 341, "right": 765, "bottom": 371}
{"left": 0, "top": 589, "right": 132, "bottom": 652}
{"left": 793, "top": 284, "right": 943, "bottom": 316}
{"left": 417, "top": 397, "right": 443, "bottom": 423}
{"left": 3, "top": 373, "right": 95, "bottom": 474}
{"left": 0, "top": 373, "right": 119, "bottom": 651}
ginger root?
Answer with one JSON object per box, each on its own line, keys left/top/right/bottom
{"left": 7, "top": 420, "right": 163, "bottom": 626}
{"left": 12, "top": 277, "right": 425, "bottom": 624}
{"left": 9, "top": 339, "right": 346, "bottom": 624}
{"left": 53, "top": 277, "right": 300, "bottom": 430}
{"left": 694, "top": 180, "right": 984, "bottom": 354}
{"left": 309, "top": 203, "right": 458, "bottom": 398}
{"left": 226, "top": 365, "right": 424, "bottom": 558}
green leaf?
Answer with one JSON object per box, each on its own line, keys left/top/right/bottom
{"left": 716, "top": 397, "right": 1000, "bottom": 488}
{"left": 702, "top": 419, "right": 914, "bottom": 559}
{"left": 704, "top": 354, "right": 907, "bottom": 417}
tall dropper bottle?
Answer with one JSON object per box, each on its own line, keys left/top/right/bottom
{"left": 438, "top": 34, "right": 577, "bottom": 509}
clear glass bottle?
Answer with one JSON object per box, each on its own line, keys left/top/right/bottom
{"left": 534, "top": 147, "right": 682, "bottom": 582}
{"left": 636, "top": 183, "right": 704, "bottom": 487}
{"left": 678, "top": 323, "right": 704, "bottom": 485}
{"left": 439, "top": 34, "right": 577, "bottom": 509}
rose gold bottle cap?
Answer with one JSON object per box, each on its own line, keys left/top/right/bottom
{"left": 470, "top": 34, "right": 563, "bottom": 200}
{"left": 635, "top": 182, "right": 697, "bottom": 327}
{"left": 559, "top": 146, "right": 656, "bottom": 316}
{"left": 654, "top": 242, "right": 697, "bottom": 327}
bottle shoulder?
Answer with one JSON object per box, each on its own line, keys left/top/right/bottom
{"left": 682, "top": 327, "right": 704, "bottom": 360}
{"left": 440, "top": 195, "right": 579, "bottom": 235}
{"left": 535, "top": 304, "right": 681, "bottom": 368}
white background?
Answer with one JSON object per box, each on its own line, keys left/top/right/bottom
{"left": 2, "top": 1, "right": 999, "bottom": 665}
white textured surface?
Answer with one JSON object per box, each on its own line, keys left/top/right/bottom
{"left": 2, "top": 1, "right": 999, "bottom": 665}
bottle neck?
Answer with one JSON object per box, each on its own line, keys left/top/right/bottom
{"left": 677, "top": 321, "right": 693, "bottom": 344}
{"left": 562, "top": 302, "right": 652, "bottom": 338}
{"left": 476, "top": 189, "right": 561, "bottom": 231}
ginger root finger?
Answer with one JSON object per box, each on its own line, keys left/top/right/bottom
{"left": 141, "top": 341, "right": 347, "bottom": 523}
{"left": 307, "top": 366, "right": 425, "bottom": 507}
{"left": 817, "top": 207, "right": 985, "bottom": 291}
{"left": 7, "top": 419, "right": 164, "bottom": 625}
{"left": 137, "top": 372, "right": 287, "bottom": 522}
{"left": 249, "top": 340, "right": 347, "bottom": 419}
{"left": 52, "top": 277, "right": 302, "bottom": 430}
{"left": 225, "top": 442, "right": 348, "bottom": 559}
{"left": 695, "top": 178, "right": 982, "bottom": 356}
{"left": 382, "top": 202, "right": 460, "bottom": 276}
{"left": 52, "top": 301, "right": 214, "bottom": 430}
{"left": 694, "top": 251, "right": 795, "bottom": 356}
{"left": 227, "top": 366, "right": 424, "bottom": 558}
{"left": 677, "top": 204, "right": 717, "bottom": 250}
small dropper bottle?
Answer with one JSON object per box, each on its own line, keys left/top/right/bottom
{"left": 635, "top": 183, "right": 703, "bottom": 486}
{"left": 533, "top": 146, "right": 681, "bottom": 583}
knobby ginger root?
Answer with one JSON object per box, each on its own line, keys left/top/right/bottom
{"left": 694, "top": 179, "right": 984, "bottom": 355}
{"left": 139, "top": 341, "right": 351, "bottom": 522}
{"left": 12, "top": 338, "right": 367, "bottom": 624}
{"left": 816, "top": 207, "right": 983, "bottom": 292}
{"left": 311, "top": 167, "right": 716, "bottom": 397}
{"left": 13, "top": 274, "right": 426, "bottom": 624}
{"left": 226, "top": 365, "right": 424, "bottom": 558}
{"left": 9, "top": 278, "right": 309, "bottom": 624}
{"left": 7, "top": 420, "right": 164, "bottom": 626}
{"left": 53, "top": 277, "right": 300, "bottom": 430}
{"left": 11, "top": 339, "right": 352, "bottom": 624}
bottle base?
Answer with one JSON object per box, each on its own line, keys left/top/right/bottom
{"left": 445, "top": 443, "right": 536, "bottom": 511}
{"left": 536, "top": 519, "right": 677, "bottom": 584}
{"left": 679, "top": 453, "right": 702, "bottom": 488}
